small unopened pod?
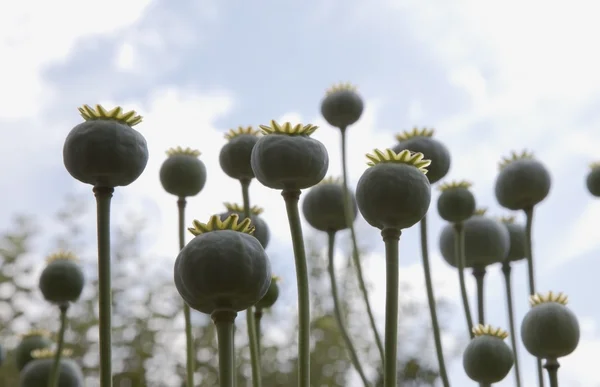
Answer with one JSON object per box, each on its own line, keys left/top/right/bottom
{"left": 521, "top": 291, "right": 580, "bottom": 359}
{"left": 463, "top": 324, "right": 514, "bottom": 384}
{"left": 586, "top": 162, "right": 600, "bottom": 197}
{"left": 14, "top": 330, "right": 53, "bottom": 371}
{"left": 160, "top": 147, "right": 207, "bottom": 198}
{"left": 20, "top": 348, "right": 84, "bottom": 387}
{"left": 174, "top": 215, "right": 272, "bottom": 315}
{"left": 499, "top": 216, "right": 526, "bottom": 262}
{"left": 392, "top": 127, "right": 451, "bottom": 184}
{"left": 63, "top": 105, "right": 149, "bottom": 188}
{"left": 219, "top": 202, "right": 270, "bottom": 248}
{"left": 320, "top": 82, "right": 364, "bottom": 129}
{"left": 302, "top": 176, "right": 357, "bottom": 232}
{"left": 220, "top": 126, "right": 261, "bottom": 181}
{"left": 255, "top": 275, "right": 280, "bottom": 310}
{"left": 495, "top": 150, "right": 551, "bottom": 210}
{"left": 39, "top": 251, "right": 85, "bottom": 305}
{"left": 437, "top": 180, "right": 476, "bottom": 223}
{"left": 251, "top": 121, "right": 329, "bottom": 191}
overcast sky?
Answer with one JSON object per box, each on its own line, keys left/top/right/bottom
{"left": 2, "top": 0, "right": 600, "bottom": 386}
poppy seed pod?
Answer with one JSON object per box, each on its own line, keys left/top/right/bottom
{"left": 585, "top": 162, "right": 600, "bottom": 197}
{"left": 251, "top": 121, "right": 329, "bottom": 191}
{"left": 320, "top": 82, "right": 364, "bottom": 129}
{"left": 463, "top": 325, "right": 514, "bottom": 384}
{"left": 499, "top": 216, "right": 526, "bottom": 262}
{"left": 437, "top": 180, "right": 476, "bottom": 223}
{"left": 20, "top": 348, "right": 83, "bottom": 387}
{"left": 63, "top": 104, "right": 148, "bottom": 188}
{"left": 14, "top": 330, "right": 53, "bottom": 371}
{"left": 255, "top": 275, "right": 280, "bottom": 310}
{"left": 521, "top": 292, "right": 580, "bottom": 359}
{"left": 302, "top": 176, "right": 357, "bottom": 232}
{"left": 392, "top": 127, "right": 451, "bottom": 184}
{"left": 219, "top": 202, "right": 271, "bottom": 249}
{"left": 39, "top": 251, "right": 85, "bottom": 305}
{"left": 159, "top": 147, "right": 207, "bottom": 198}
{"left": 495, "top": 150, "right": 551, "bottom": 210}
{"left": 219, "top": 126, "right": 261, "bottom": 181}
{"left": 356, "top": 149, "right": 431, "bottom": 230}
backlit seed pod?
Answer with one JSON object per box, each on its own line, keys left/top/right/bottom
{"left": 219, "top": 126, "right": 261, "bottom": 181}
{"left": 39, "top": 251, "right": 85, "bottom": 305}
{"left": 356, "top": 149, "right": 431, "bottom": 230}
{"left": 255, "top": 275, "right": 280, "bottom": 310}
{"left": 302, "top": 176, "right": 357, "bottom": 232}
{"left": 63, "top": 104, "right": 148, "bottom": 188}
{"left": 521, "top": 292, "right": 580, "bottom": 359}
{"left": 20, "top": 348, "right": 83, "bottom": 387}
{"left": 174, "top": 215, "right": 271, "bottom": 314}
{"left": 159, "top": 147, "right": 207, "bottom": 198}
{"left": 499, "top": 216, "right": 526, "bottom": 262}
{"left": 14, "top": 330, "right": 53, "bottom": 371}
{"left": 439, "top": 208, "right": 510, "bottom": 269}
{"left": 219, "top": 202, "right": 270, "bottom": 248}
{"left": 392, "top": 127, "right": 451, "bottom": 184}
{"left": 463, "top": 325, "right": 514, "bottom": 384}
{"left": 585, "top": 162, "right": 600, "bottom": 197}
{"left": 320, "top": 82, "right": 364, "bottom": 128}
{"left": 436, "top": 180, "right": 476, "bottom": 223}
{"left": 251, "top": 121, "right": 329, "bottom": 191}
{"left": 495, "top": 150, "right": 551, "bottom": 210}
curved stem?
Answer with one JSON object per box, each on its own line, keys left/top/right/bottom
{"left": 48, "top": 304, "right": 69, "bottom": 387}
{"left": 178, "top": 197, "right": 195, "bottom": 387}
{"left": 419, "top": 217, "right": 450, "bottom": 387}
{"left": 340, "top": 127, "right": 385, "bottom": 363}
{"left": 212, "top": 310, "right": 238, "bottom": 387}
{"left": 502, "top": 261, "right": 522, "bottom": 387}
{"left": 241, "top": 179, "right": 263, "bottom": 387}
{"left": 381, "top": 227, "right": 401, "bottom": 387}
{"left": 93, "top": 186, "right": 114, "bottom": 387}
{"left": 254, "top": 308, "right": 263, "bottom": 357}
{"left": 453, "top": 223, "right": 474, "bottom": 338}
{"left": 472, "top": 267, "right": 486, "bottom": 325}
{"left": 544, "top": 358, "right": 559, "bottom": 387}
{"left": 282, "top": 190, "right": 311, "bottom": 387}
{"left": 327, "top": 231, "right": 370, "bottom": 387}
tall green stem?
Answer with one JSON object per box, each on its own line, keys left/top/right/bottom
{"left": 381, "top": 227, "right": 401, "bottom": 387}
{"left": 544, "top": 358, "right": 559, "bottom": 387}
{"left": 502, "top": 261, "right": 522, "bottom": 387}
{"left": 524, "top": 205, "right": 544, "bottom": 387}
{"left": 93, "top": 186, "right": 114, "bottom": 387}
{"left": 178, "top": 198, "right": 195, "bottom": 387}
{"left": 472, "top": 267, "right": 486, "bottom": 324}
{"left": 212, "top": 310, "right": 237, "bottom": 387}
{"left": 282, "top": 190, "right": 310, "bottom": 387}
{"left": 340, "top": 127, "right": 385, "bottom": 363}
{"left": 419, "top": 216, "right": 450, "bottom": 387}
{"left": 48, "top": 304, "right": 68, "bottom": 387}
{"left": 453, "top": 223, "right": 474, "bottom": 338}
{"left": 326, "top": 231, "right": 370, "bottom": 387}
{"left": 241, "top": 179, "right": 263, "bottom": 387}
{"left": 254, "top": 308, "right": 263, "bottom": 357}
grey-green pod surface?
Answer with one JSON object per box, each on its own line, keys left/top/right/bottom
{"left": 586, "top": 164, "right": 600, "bottom": 197}
{"left": 255, "top": 276, "right": 280, "bottom": 310}
{"left": 20, "top": 358, "right": 84, "bottom": 387}
{"left": 463, "top": 331, "right": 514, "bottom": 383}
{"left": 14, "top": 333, "right": 53, "bottom": 371}
{"left": 160, "top": 148, "right": 207, "bottom": 197}
{"left": 219, "top": 210, "right": 270, "bottom": 249}
{"left": 500, "top": 218, "right": 526, "bottom": 262}
{"left": 39, "top": 258, "right": 85, "bottom": 305}
{"left": 437, "top": 181, "right": 476, "bottom": 223}
{"left": 495, "top": 152, "right": 551, "bottom": 210}
{"left": 302, "top": 178, "right": 357, "bottom": 232}
{"left": 220, "top": 127, "right": 261, "bottom": 181}
{"left": 392, "top": 128, "right": 451, "bottom": 184}
{"left": 320, "top": 84, "right": 364, "bottom": 128}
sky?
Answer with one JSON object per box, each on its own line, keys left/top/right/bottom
{"left": 1, "top": 0, "right": 600, "bottom": 386}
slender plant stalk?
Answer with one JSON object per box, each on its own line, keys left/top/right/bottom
{"left": 48, "top": 304, "right": 69, "bottom": 387}
{"left": 453, "top": 223, "right": 474, "bottom": 338}
{"left": 177, "top": 197, "right": 195, "bottom": 387}
{"left": 472, "top": 267, "right": 486, "bottom": 324}
{"left": 212, "top": 310, "right": 238, "bottom": 387}
{"left": 524, "top": 205, "right": 545, "bottom": 387}
{"left": 340, "top": 127, "right": 385, "bottom": 363}
{"left": 419, "top": 216, "right": 450, "bottom": 387}
{"left": 501, "top": 261, "right": 522, "bottom": 387}
{"left": 93, "top": 186, "right": 114, "bottom": 387}
{"left": 381, "top": 227, "right": 401, "bottom": 387}
{"left": 241, "top": 179, "right": 263, "bottom": 387}
{"left": 254, "top": 308, "right": 263, "bottom": 357}
{"left": 544, "top": 358, "right": 559, "bottom": 387}
{"left": 326, "top": 231, "right": 370, "bottom": 387}
{"left": 282, "top": 190, "right": 311, "bottom": 387}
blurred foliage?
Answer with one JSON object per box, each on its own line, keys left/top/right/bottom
{"left": 0, "top": 195, "right": 456, "bottom": 386}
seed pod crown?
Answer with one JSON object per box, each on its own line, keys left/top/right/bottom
{"left": 78, "top": 104, "right": 143, "bottom": 127}
{"left": 224, "top": 126, "right": 261, "bottom": 140}
{"left": 498, "top": 215, "right": 516, "bottom": 224}
{"left": 472, "top": 324, "right": 509, "bottom": 340}
{"left": 530, "top": 291, "right": 568, "bottom": 307}
{"left": 365, "top": 149, "right": 431, "bottom": 173}
{"left": 188, "top": 214, "right": 255, "bottom": 236}
{"left": 325, "top": 82, "right": 358, "bottom": 96}
{"left": 223, "top": 202, "right": 264, "bottom": 216}
{"left": 31, "top": 348, "right": 73, "bottom": 360}
{"left": 589, "top": 161, "right": 600, "bottom": 170}
{"left": 19, "top": 329, "right": 51, "bottom": 339}
{"left": 395, "top": 127, "right": 435, "bottom": 142}
{"left": 473, "top": 208, "right": 488, "bottom": 216}
{"left": 46, "top": 251, "right": 79, "bottom": 264}
{"left": 259, "top": 120, "right": 319, "bottom": 136}
{"left": 166, "top": 147, "right": 201, "bottom": 157}
{"left": 498, "top": 149, "right": 535, "bottom": 170}
{"left": 438, "top": 180, "right": 472, "bottom": 192}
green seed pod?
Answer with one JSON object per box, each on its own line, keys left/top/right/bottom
{"left": 392, "top": 127, "right": 451, "bottom": 184}
{"left": 219, "top": 126, "right": 261, "bottom": 181}
{"left": 302, "top": 176, "right": 357, "bottom": 232}
{"left": 320, "top": 83, "right": 364, "bottom": 128}
{"left": 63, "top": 104, "right": 148, "bottom": 188}
{"left": 585, "top": 162, "right": 600, "bottom": 197}
{"left": 14, "top": 330, "right": 53, "bottom": 371}
{"left": 521, "top": 292, "right": 580, "bottom": 359}
{"left": 251, "top": 121, "right": 329, "bottom": 191}
{"left": 463, "top": 325, "right": 514, "bottom": 384}
{"left": 436, "top": 180, "right": 476, "bottom": 223}
{"left": 159, "top": 147, "right": 207, "bottom": 198}
{"left": 174, "top": 215, "right": 272, "bottom": 314}
{"left": 356, "top": 149, "right": 431, "bottom": 230}
{"left": 495, "top": 150, "right": 551, "bottom": 210}
{"left": 439, "top": 208, "right": 510, "bottom": 268}
{"left": 219, "top": 203, "right": 270, "bottom": 249}
{"left": 38, "top": 251, "right": 85, "bottom": 305}
{"left": 20, "top": 348, "right": 83, "bottom": 387}
{"left": 499, "top": 216, "right": 526, "bottom": 262}
{"left": 255, "top": 275, "right": 280, "bottom": 310}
